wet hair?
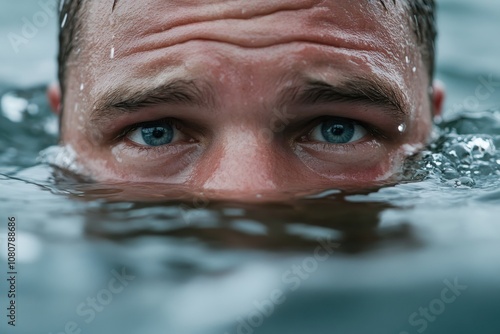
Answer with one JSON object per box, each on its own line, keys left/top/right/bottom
{"left": 57, "top": 0, "right": 436, "bottom": 96}
{"left": 58, "top": 0, "right": 83, "bottom": 98}
{"left": 405, "top": 0, "right": 437, "bottom": 81}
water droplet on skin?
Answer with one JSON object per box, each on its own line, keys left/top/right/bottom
{"left": 110, "top": 47, "right": 115, "bottom": 59}
{"left": 405, "top": 56, "right": 410, "bottom": 64}
{"left": 398, "top": 123, "right": 407, "bottom": 133}
{"left": 80, "top": 83, "right": 84, "bottom": 91}
{"left": 112, "top": 146, "right": 124, "bottom": 163}
{"left": 412, "top": 67, "right": 417, "bottom": 73}
{"left": 61, "top": 13, "right": 68, "bottom": 28}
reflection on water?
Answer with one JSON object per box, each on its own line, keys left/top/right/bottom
{"left": 1, "top": 86, "right": 500, "bottom": 334}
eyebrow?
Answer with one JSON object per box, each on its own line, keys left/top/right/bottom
{"left": 90, "top": 79, "right": 215, "bottom": 122}
{"left": 281, "top": 76, "right": 408, "bottom": 120}
{"left": 90, "top": 76, "right": 408, "bottom": 123}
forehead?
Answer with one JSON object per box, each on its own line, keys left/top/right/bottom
{"left": 78, "top": 0, "right": 414, "bottom": 60}
{"left": 67, "top": 0, "right": 420, "bottom": 108}
{"left": 82, "top": 0, "right": 411, "bottom": 42}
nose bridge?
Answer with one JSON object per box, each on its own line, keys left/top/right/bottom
{"left": 199, "top": 129, "right": 279, "bottom": 192}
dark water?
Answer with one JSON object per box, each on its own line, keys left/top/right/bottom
{"left": 2, "top": 2, "right": 500, "bottom": 334}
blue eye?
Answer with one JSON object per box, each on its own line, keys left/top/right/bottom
{"left": 310, "top": 118, "right": 367, "bottom": 144}
{"left": 127, "top": 123, "right": 175, "bottom": 146}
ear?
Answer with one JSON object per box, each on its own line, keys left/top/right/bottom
{"left": 47, "top": 83, "right": 62, "bottom": 116}
{"left": 431, "top": 80, "right": 446, "bottom": 119}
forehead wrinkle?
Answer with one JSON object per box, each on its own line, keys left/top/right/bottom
{"left": 71, "top": 0, "right": 409, "bottom": 69}
{"left": 135, "top": 0, "right": 320, "bottom": 36}
{"left": 100, "top": 0, "right": 403, "bottom": 59}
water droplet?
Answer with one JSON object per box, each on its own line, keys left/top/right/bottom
{"left": 442, "top": 168, "right": 459, "bottom": 180}
{"left": 80, "top": 83, "right": 84, "bottom": 91}
{"left": 458, "top": 176, "right": 475, "bottom": 187}
{"left": 61, "top": 13, "right": 68, "bottom": 28}
{"left": 412, "top": 67, "right": 417, "bottom": 73}
{"left": 398, "top": 123, "right": 407, "bottom": 133}
{"left": 110, "top": 47, "right": 115, "bottom": 59}
{"left": 405, "top": 56, "right": 410, "bottom": 64}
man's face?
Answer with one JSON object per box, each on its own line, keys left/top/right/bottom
{"left": 57, "top": 0, "right": 442, "bottom": 197}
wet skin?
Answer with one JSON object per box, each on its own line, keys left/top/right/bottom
{"left": 50, "top": 0, "right": 445, "bottom": 198}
